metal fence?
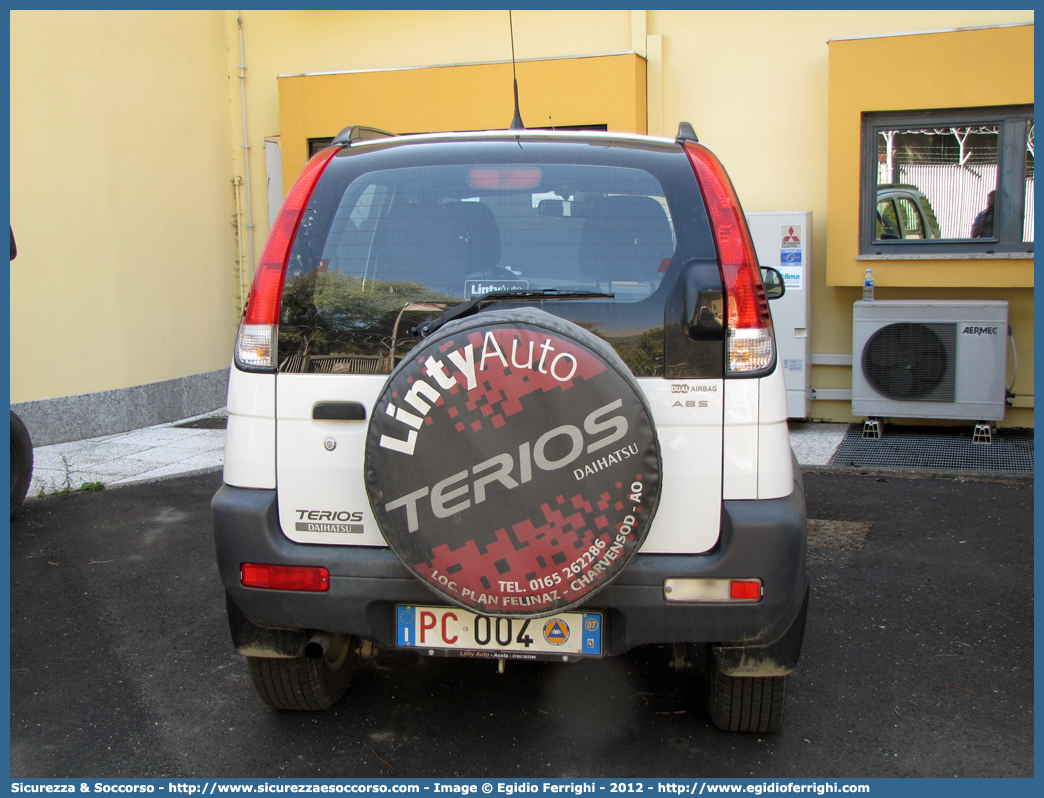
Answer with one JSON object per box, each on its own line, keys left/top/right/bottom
{"left": 879, "top": 163, "right": 1034, "bottom": 241}
{"left": 1024, "top": 177, "right": 1034, "bottom": 242}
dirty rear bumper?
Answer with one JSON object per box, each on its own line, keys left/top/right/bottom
{"left": 212, "top": 480, "right": 808, "bottom": 670}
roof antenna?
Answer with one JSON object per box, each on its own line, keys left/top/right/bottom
{"left": 508, "top": 11, "right": 525, "bottom": 131}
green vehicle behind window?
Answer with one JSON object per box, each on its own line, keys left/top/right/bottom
{"left": 876, "top": 184, "right": 942, "bottom": 240}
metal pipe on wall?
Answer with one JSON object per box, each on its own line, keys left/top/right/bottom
{"left": 232, "top": 175, "right": 248, "bottom": 314}
{"left": 238, "top": 13, "right": 255, "bottom": 279}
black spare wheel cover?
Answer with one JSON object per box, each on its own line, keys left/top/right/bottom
{"left": 365, "top": 308, "right": 662, "bottom": 618}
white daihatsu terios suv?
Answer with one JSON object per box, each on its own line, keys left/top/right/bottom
{"left": 212, "top": 123, "right": 808, "bottom": 733}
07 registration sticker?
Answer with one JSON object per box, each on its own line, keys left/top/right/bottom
{"left": 396, "top": 605, "right": 602, "bottom": 658}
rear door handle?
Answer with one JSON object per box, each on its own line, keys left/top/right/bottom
{"left": 312, "top": 402, "right": 367, "bottom": 421}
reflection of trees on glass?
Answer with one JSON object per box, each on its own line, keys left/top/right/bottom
{"left": 878, "top": 126, "right": 999, "bottom": 239}
{"left": 876, "top": 191, "right": 940, "bottom": 240}
{"left": 612, "top": 328, "right": 664, "bottom": 377}
{"left": 876, "top": 199, "right": 900, "bottom": 239}
{"left": 570, "top": 321, "right": 662, "bottom": 377}
{"left": 280, "top": 272, "right": 667, "bottom": 377}
{"left": 896, "top": 197, "right": 924, "bottom": 238}
{"left": 278, "top": 270, "right": 457, "bottom": 373}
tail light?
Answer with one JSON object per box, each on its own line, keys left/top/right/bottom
{"left": 241, "top": 563, "right": 330, "bottom": 592}
{"left": 663, "top": 578, "right": 763, "bottom": 603}
{"left": 235, "top": 146, "right": 340, "bottom": 370}
{"left": 682, "top": 142, "right": 775, "bottom": 374}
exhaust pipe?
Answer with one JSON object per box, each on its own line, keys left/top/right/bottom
{"left": 305, "top": 633, "right": 332, "bottom": 660}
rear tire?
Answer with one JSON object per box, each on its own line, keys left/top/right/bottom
{"left": 704, "top": 662, "right": 789, "bottom": 733}
{"left": 247, "top": 634, "right": 355, "bottom": 711}
{"left": 10, "top": 411, "right": 33, "bottom": 516}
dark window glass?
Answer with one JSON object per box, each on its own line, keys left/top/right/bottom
{"left": 862, "top": 107, "right": 1033, "bottom": 255}
{"left": 313, "top": 163, "right": 673, "bottom": 306}
{"left": 277, "top": 139, "right": 716, "bottom": 377}
{"left": 308, "top": 137, "right": 334, "bottom": 157}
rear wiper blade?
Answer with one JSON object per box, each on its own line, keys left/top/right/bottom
{"left": 412, "top": 289, "right": 614, "bottom": 339}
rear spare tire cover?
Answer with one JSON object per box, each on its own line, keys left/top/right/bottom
{"left": 365, "top": 308, "right": 662, "bottom": 618}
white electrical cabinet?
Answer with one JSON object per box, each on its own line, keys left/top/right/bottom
{"left": 746, "top": 212, "right": 812, "bottom": 419}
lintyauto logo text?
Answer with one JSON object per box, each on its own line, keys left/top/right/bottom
{"left": 377, "top": 331, "right": 583, "bottom": 457}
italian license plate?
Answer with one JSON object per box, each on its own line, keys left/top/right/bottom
{"left": 395, "top": 605, "right": 603, "bottom": 657}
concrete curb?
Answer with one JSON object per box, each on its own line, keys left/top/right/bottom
{"left": 800, "top": 463, "right": 1033, "bottom": 484}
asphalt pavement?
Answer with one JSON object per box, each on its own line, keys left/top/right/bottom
{"left": 8, "top": 461, "right": 1033, "bottom": 778}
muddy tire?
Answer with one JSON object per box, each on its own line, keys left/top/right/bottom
{"left": 10, "top": 411, "right": 33, "bottom": 516}
{"left": 704, "top": 664, "right": 789, "bottom": 733}
{"left": 247, "top": 634, "right": 355, "bottom": 711}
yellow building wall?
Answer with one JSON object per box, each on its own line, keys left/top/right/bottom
{"left": 10, "top": 10, "right": 238, "bottom": 403}
{"left": 10, "top": 9, "right": 1033, "bottom": 428}
{"left": 224, "top": 9, "right": 635, "bottom": 265}
{"left": 827, "top": 25, "right": 1034, "bottom": 288}
{"left": 232, "top": 9, "right": 1036, "bottom": 429}
{"left": 640, "top": 10, "right": 1032, "bottom": 426}
{"left": 277, "top": 54, "right": 647, "bottom": 192}
{"left": 819, "top": 24, "right": 1034, "bottom": 426}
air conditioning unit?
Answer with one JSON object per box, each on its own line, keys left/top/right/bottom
{"left": 852, "top": 300, "right": 1008, "bottom": 421}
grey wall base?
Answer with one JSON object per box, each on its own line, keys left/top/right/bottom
{"left": 11, "top": 368, "right": 230, "bottom": 447}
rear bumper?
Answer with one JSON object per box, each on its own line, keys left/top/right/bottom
{"left": 213, "top": 480, "right": 807, "bottom": 664}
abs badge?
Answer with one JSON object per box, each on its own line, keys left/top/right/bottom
{"left": 365, "top": 308, "right": 662, "bottom": 618}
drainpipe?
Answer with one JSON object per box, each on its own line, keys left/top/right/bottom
{"left": 232, "top": 175, "right": 248, "bottom": 314}
{"left": 238, "top": 13, "right": 256, "bottom": 280}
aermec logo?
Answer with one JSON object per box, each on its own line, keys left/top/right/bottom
{"left": 961, "top": 326, "right": 999, "bottom": 336}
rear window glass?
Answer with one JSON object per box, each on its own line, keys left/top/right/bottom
{"left": 278, "top": 143, "right": 705, "bottom": 376}
{"left": 316, "top": 163, "right": 673, "bottom": 305}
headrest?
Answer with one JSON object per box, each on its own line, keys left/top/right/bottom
{"left": 437, "top": 202, "right": 501, "bottom": 272}
{"left": 580, "top": 195, "right": 674, "bottom": 284}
